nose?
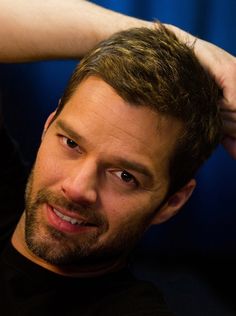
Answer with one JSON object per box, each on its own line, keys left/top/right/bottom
{"left": 61, "top": 159, "right": 98, "bottom": 205}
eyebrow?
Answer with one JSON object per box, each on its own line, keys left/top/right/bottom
{"left": 56, "top": 119, "right": 83, "bottom": 143}
{"left": 55, "top": 119, "right": 154, "bottom": 182}
{"left": 114, "top": 158, "right": 154, "bottom": 183}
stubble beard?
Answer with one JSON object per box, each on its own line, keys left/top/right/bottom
{"left": 23, "top": 170, "right": 150, "bottom": 268}
{"left": 24, "top": 170, "right": 109, "bottom": 266}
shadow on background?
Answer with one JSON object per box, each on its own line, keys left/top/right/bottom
{"left": 1, "top": 1, "right": 236, "bottom": 315}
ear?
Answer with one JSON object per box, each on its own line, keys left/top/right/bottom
{"left": 151, "top": 179, "right": 196, "bottom": 225}
{"left": 41, "top": 111, "right": 56, "bottom": 140}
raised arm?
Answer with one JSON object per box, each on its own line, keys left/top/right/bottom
{"left": 1, "top": 0, "right": 235, "bottom": 158}
{"left": 0, "top": 0, "right": 150, "bottom": 62}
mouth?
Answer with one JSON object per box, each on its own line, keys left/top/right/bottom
{"left": 46, "top": 204, "right": 96, "bottom": 234}
{"left": 53, "top": 208, "right": 88, "bottom": 226}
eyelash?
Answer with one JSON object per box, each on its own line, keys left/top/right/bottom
{"left": 59, "top": 135, "right": 82, "bottom": 153}
{"left": 58, "top": 135, "right": 139, "bottom": 188}
{"left": 111, "top": 170, "right": 139, "bottom": 188}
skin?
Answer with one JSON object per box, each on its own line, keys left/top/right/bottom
{"left": 0, "top": 1, "right": 235, "bottom": 157}
{"left": 12, "top": 76, "right": 195, "bottom": 277}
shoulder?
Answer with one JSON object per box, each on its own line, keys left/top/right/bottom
{"left": 89, "top": 270, "right": 174, "bottom": 316}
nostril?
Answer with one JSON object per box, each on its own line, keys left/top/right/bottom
{"left": 61, "top": 180, "right": 98, "bottom": 205}
{"left": 61, "top": 161, "right": 98, "bottom": 204}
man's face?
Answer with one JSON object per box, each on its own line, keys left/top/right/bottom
{"left": 24, "top": 76, "right": 181, "bottom": 267}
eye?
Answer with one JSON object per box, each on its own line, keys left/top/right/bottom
{"left": 60, "top": 136, "right": 81, "bottom": 152}
{"left": 114, "top": 170, "right": 138, "bottom": 186}
{"left": 64, "top": 137, "right": 78, "bottom": 148}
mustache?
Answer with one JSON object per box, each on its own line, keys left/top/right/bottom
{"left": 30, "top": 188, "right": 106, "bottom": 227}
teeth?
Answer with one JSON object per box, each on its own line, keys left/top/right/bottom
{"left": 53, "top": 208, "right": 85, "bottom": 225}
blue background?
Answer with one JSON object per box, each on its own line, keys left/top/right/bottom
{"left": 2, "top": 0, "right": 235, "bottom": 258}
{"left": 1, "top": 1, "right": 236, "bottom": 315}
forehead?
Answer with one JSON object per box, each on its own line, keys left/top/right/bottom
{"left": 57, "top": 76, "right": 182, "bottom": 184}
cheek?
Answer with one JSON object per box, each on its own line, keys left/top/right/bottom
{"left": 100, "top": 189, "right": 158, "bottom": 232}
{"left": 33, "top": 144, "right": 64, "bottom": 188}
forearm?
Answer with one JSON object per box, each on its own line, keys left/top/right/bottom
{"left": 0, "top": 0, "right": 150, "bottom": 62}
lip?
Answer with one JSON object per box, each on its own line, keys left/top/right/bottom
{"left": 51, "top": 204, "right": 88, "bottom": 223}
{"left": 46, "top": 204, "right": 95, "bottom": 234}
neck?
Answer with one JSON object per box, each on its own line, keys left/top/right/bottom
{"left": 11, "top": 213, "right": 126, "bottom": 278}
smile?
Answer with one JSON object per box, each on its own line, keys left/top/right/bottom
{"left": 53, "top": 208, "right": 87, "bottom": 226}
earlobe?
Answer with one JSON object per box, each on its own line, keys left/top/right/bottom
{"left": 151, "top": 179, "right": 196, "bottom": 225}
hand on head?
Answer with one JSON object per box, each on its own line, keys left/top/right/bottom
{"left": 191, "top": 39, "right": 236, "bottom": 159}
{"left": 166, "top": 24, "right": 236, "bottom": 159}
{"left": 216, "top": 57, "right": 236, "bottom": 159}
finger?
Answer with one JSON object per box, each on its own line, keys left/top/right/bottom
{"left": 220, "top": 110, "right": 236, "bottom": 122}
{"left": 221, "top": 136, "right": 236, "bottom": 160}
{"left": 219, "top": 96, "right": 236, "bottom": 111}
{"left": 217, "top": 57, "right": 236, "bottom": 111}
{"left": 222, "top": 119, "right": 236, "bottom": 138}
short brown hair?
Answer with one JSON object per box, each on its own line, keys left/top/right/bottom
{"left": 57, "top": 24, "right": 222, "bottom": 195}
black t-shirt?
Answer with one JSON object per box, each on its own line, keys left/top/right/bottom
{"left": 0, "top": 242, "right": 173, "bottom": 316}
{"left": 0, "top": 127, "right": 174, "bottom": 316}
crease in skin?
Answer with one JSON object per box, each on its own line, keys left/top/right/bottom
{"left": 54, "top": 118, "right": 163, "bottom": 193}
{"left": 51, "top": 77, "right": 182, "bottom": 195}
{"left": 53, "top": 116, "right": 167, "bottom": 193}
{"left": 66, "top": 77, "right": 177, "bottom": 150}
{"left": 61, "top": 108, "right": 181, "bottom": 172}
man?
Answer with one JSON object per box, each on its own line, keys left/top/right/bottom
{"left": 0, "top": 22, "right": 222, "bottom": 315}
{"left": 0, "top": 0, "right": 235, "bottom": 157}
{"left": 1, "top": 1, "right": 236, "bottom": 315}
